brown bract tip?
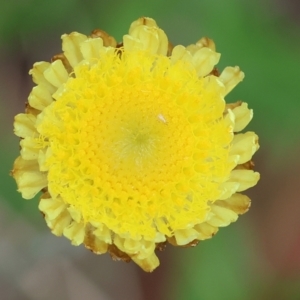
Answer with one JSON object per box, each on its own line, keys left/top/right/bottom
{"left": 108, "top": 244, "right": 131, "bottom": 263}
{"left": 90, "top": 29, "right": 117, "bottom": 47}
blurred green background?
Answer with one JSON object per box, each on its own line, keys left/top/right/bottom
{"left": 1, "top": 0, "right": 300, "bottom": 299}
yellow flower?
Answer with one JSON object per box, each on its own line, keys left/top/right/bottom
{"left": 12, "top": 17, "right": 259, "bottom": 272}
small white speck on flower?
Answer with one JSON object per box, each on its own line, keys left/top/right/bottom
{"left": 157, "top": 113, "right": 167, "bottom": 124}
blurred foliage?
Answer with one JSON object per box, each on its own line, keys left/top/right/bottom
{"left": 0, "top": 0, "right": 299, "bottom": 299}
{"left": 167, "top": 224, "right": 257, "bottom": 300}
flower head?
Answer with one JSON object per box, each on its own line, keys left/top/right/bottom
{"left": 12, "top": 17, "right": 259, "bottom": 271}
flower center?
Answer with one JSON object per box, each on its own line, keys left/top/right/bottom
{"left": 37, "top": 49, "right": 233, "bottom": 239}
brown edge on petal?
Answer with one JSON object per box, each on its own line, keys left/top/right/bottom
{"left": 115, "top": 42, "right": 124, "bottom": 57}
{"left": 225, "top": 101, "right": 243, "bottom": 113}
{"left": 196, "top": 37, "right": 216, "bottom": 51}
{"left": 116, "top": 42, "right": 123, "bottom": 49}
{"left": 90, "top": 29, "right": 117, "bottom": 47}
{"left": 39, "top": 191, "right": 51, "bottom": 218}
{"left": 41, "top": 187, "right": 48, "bottom": 193}
{"left": 84, "top": 223, "right": 96, "bottom": 251}
{"left": 83, "top": 222, "right": 109, "bottom": 255}
{"left": 108, "top": 244, "right": 132, "bottom": 263}
{"left": 25, "top": 102, "right": 40, "bottom": 116}
{"left": 167, "top": 236, "right": 199, "bottom": 247}
{"left": 235, "top": 160, "right": 255, "bottom": 170}
{"left": 209, "top": 67, "right": 220, "bottom": 77}
{"left": 167, "top": 42, "right": 174, "bottom": 56}
{"left": 156, "top": 241, "right": 167, "bottom": 252}
{"left": 51, "top": 53, "right": 73, "bottom": 74}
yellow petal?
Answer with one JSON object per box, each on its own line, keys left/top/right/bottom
{"left": 28, "top": 85, "right": 53, "bottom": 111}
{"left": 230, "top": 132, "right": 259, "bottom": 164}
{"left": 62, "top": 32, "right": 88, "bottom": 68}
{"left": 131, "top": 252, "right": 159, "bottom": 272}
{"left": 67, "top": 206, "right": 82, "bottom": 223}
{"left": 186, "top": 37, "right": 216, "bottom": 53}
{"left": 134, "top": 240, "right": 156, "bottom": 260}
{"left": 114, "top": 235, "right": 140, "bottom": 254}
{"left": 171, "top": 45, "right": 193, "bottom": 64}
{"left": 219, "top": 66, "right": 245, "bottom": 96}
{"left": 230, "top": 169, "right": 260, "bottom": 191}
{"left": 39, "top": 194, "right": 67, "bottom": 220}
{"left": 218, "top": 181, "right": 240, "bottom": 200}
{"left": 20, "top": 137, "right": 40, "bottom": 160}
{"left": 29, "top": 62, "right": 56, "bottom": 94}
{"left": 63, "top": 221, "right": 85, "bottom": 246}
{"left": 84, "top": 226, "right": 108, "bottom": 254}
{"left": 14, "top": 113, "right": 38, "bottom": 138}
{"left": 174, "top": 228, "right": 199, "bottom": 245}
{"left": 191, "top": 47, "right": 221, "bottom": 77}
{"left": 12, "top": 156, "right": 47, "bottom": 199}
{"left": 43, "top": 59, "right": 69, "bottom": 88}
{"left": 80, "top": 38, "right": 104, "bottom": 61}
{"left": 214, "top": 193, "right": 251, "bottom": 215}
{"left": 124, "top": 19, "right": 168, "bottom": 55}
{"left": 129, "top": 17, "right": 158, "bottom": 32}
{"left": 93, "top": 223, "right": 112, "bottom": 244}
{"left": 206, "top": 204, "right": 238, "bottom": 227}
{"left": 232, "top": 102, "right": 253, "bottom": 132}
{"left": 194, "top": 222, "right": 218, "bottom": 240}
{"left": 37, "top": 148, "right": 51, "bottom": 172}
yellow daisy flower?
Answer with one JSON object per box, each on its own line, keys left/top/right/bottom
{"left": 12, "top": 17, "right": 259, "bottom": 272}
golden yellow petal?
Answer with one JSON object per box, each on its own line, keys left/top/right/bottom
{"left": 63, "top": 221, "right": 85, "bottom": 246}
{"left": 14, "top": 113, "right": 38, "bottom": 138}
{"left": 203, "top": 75, "right": 226, "bottom": 99}
{"left": 171, "top": 45, "right": 193, "bottom": 64}
{"left": 230, "top": 132, "right": 259, "bottom": 164}
{"left": 196, "top": 37, "right": 216, "bottom": 51}
{"left": 194, "top": 222, "right": 218, "bottom": 240}
{"left": 92, "top": 223, "right": 112, "bottom": 244}
{"left": 232, "top": 102, "right": 253, "bottom": 132}
{"left": 223, "top": 108, "right": 235, "bottom": 130}
{"left": 39, "top": 194, "right": 67, "bottom": 221}
{"left": 20, "top": 137, "right": 39, "bottom": 160}
{"left": 46, "top": 210, "right": 72, "bottom": 236}
{"left": 214, "top": 193, "right": 251, "bottom": 215}
{"left": 230, "top": 169, "right": 260, "bottom": 192}
{"left": 218, "top": 181, "right": 240, "bottom": 200}
{"left": 67, "top": 206, "right": 82, "bottom": 223}
{"left": 206, "top": 204, "right": 238, "bottom": 227}
{"left": 84, "top": 224, "right": 108, "bottom": 254}
{"left": 124, "top": 19, "right": 168, "bottom": 55}
{"left": 171, "top": 45, "right": 220, "bottom": 77}
{"left": 12, "top": 156, "right": 47, "bottom": 199}
{"left": 131, "top": 252, "right": 159, "bottom": 272}
{"left": 186, "top": 37, "right": 216, "bottom": 53}
{"left": 191, "top": 47, "right": 221, "bottom": 77}
{"left": 29, "top": 62, "right": 56, "bottom": 94}
{"left": 80, "top": 38, "right": 104, "bottom": 61}
{"left": 114, "top": 235, "right": 141, "bottom": 254}
{"left": 43, "top": 59, "right": 69, "bottom": 88}
{"left": 129, "top": 17, "right": 158, "bottom": 32}
{"left": 28, "top": 85, "right": 53, "bottom": 111}
{"left": 133, "top": 240, "right": 156, "bottom": 260}
{"left": 37, "top": 148, "right": 50, "bottom": 172}
{"left": 62, "top": 32, "right": 88, "bottom": 68}
{"left": 147, "top": 232, "right": 166, "bottom": 243}
{"left": 219, "top": 66, "right": 245, "bottom": 96}
{"left": 174, "top": 228, "right": 199, "bottom": 245}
